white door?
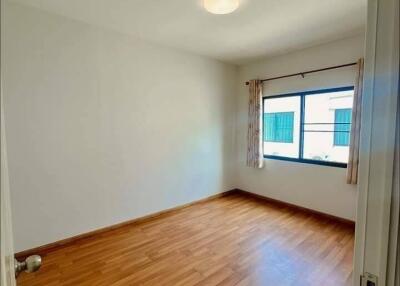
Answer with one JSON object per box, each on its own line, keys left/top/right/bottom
{"left": 0, "top": 0, "right": 16, "bottom": 282}
{"left": 1, "top": 81, "right": 16, "bottom": 286}
{"left": 1, "top": 1, "right": 42, "bottom": 281}
{"left": 353, "top": 0, "right": 399, "bottom": 285}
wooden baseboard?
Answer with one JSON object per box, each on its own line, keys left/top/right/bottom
{"left": 232, "top": 189, "right": 355, "bottom": 227}
{"left": 16, "top": 188, "right": 354, "bottom": 259}
{"left": 15, "top": 190, "right": 236, "bottom": 259}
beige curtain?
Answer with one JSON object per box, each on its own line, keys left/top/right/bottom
{"left": 347, "top": 58, "right": 364, "bottom": 184}
{"left": 246, "top": 80, "right": 263, "bottom": 169}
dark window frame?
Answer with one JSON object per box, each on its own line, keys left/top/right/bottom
{"left": 262, "top": 86, "right": 354, "bottom": 168}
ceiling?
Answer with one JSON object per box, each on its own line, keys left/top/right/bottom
{"left": 10, "top": 0, "right": 367, "bottom": 65}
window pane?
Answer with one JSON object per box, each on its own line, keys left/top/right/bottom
{"left": 263, "top": 96, "right": 300, "bottom": 158}
{"left": 303, "top": 90, "right": 354, "bottom": 163}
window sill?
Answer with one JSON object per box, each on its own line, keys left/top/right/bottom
{"left": 264, "top": 155, "right": 347, "bottom": 168}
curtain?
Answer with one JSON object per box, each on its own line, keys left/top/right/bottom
{"left": 246, "top": 80, "right": 264, "bottom": 168}
{"left": 347, "top": 58, "right": 364, "bottom": 184}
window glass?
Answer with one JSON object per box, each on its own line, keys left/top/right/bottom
{"left": 303, "top": 90, "right": 353, "bottom": 163}
{"left": 263, "top": 96, "right": 300, "bottom": 158}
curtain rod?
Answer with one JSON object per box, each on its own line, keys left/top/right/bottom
{"left": 245, "top": 62, "right": 357, "bottom": 85}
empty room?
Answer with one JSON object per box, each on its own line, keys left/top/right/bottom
{"left": 1, "top": 0, "right": 399, "bottom": 286}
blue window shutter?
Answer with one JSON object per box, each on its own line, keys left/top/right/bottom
{"left": 264, "top": 113, "right": 276, "bottom": 141}
{"left": 334, "top": 109, "right": 352, "bottom": 146}
{"left": 275, "top": 114, "right": 284, "bottom": 142}
{"left": 277, "top": 112, "right": 294, "bottom": 143}
{"left": 264, "top": 112, "right": 294, "bottom": 143}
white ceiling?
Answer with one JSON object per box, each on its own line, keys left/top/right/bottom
{"left": 10, "top": 0, "right": 367, "bottom": 65}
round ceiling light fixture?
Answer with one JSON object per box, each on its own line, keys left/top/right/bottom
{"left": 204, "top": 0, "right": 239, "bottom": 14}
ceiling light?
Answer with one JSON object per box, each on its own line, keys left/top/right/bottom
{"left": 204, "top": 0, "right": 239, "bottom": 14}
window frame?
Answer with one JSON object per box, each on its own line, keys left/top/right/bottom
{"left": 262, "top": 86, "right": 354, "bottom": 168}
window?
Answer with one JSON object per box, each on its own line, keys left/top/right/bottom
{"left": 263, "top": 87, "right": 354, "bottom": 167}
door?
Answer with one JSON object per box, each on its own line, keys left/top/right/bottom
{"left": 1, "top": 0, "right": 16, "bottom": 282}
{"left": 1, "top": 2, "right": 41, "bottom": 281}
{"left": 353, "top": 0, "right": 399, "bottom": 285}
{"left": 1, "top": 79, "right": 16, "bottom": 286}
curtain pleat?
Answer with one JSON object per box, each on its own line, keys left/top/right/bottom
{"left": 246, "top": 80, "right": 263, "bottom": 169}
{"left": 347, "top": 58, "right": 364, "bottom": 184}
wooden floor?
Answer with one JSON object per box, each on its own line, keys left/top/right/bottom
{"left": 18, "top": 193, "right": 354, "bottom": 286}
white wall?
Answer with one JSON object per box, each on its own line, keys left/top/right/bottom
{"left": 2, "top": 3, "right": 238, "bottom": 252}
{"left": 236, "top": 35, "right": 365, "bottom": 221}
